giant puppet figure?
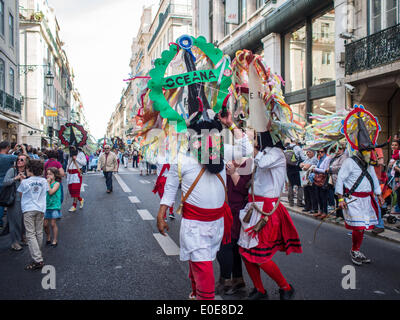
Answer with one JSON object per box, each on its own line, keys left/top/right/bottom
{"left": 335, "top": 106, "right": 385, "bottom": 266}
{"left": 230, "top": 50, "right": 303, "bottom": 300}
{"left": 58, "top": 123, "right": 88, "bottom": 212}
{"left": 150, "top": 36, "right": 253, "bottom": 300}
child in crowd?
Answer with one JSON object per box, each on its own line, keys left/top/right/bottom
{"left": 17, "top": 159, "right": 49, "bottom": 270}
{"left": 44, "top": 167, "right": 62, "bottom": 247}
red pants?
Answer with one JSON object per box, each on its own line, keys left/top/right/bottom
{"left": 243, "top": 258, "right": 290, "bottom": 294}
{"left": 188, "top": 261, "right": 215, "bottom": 300}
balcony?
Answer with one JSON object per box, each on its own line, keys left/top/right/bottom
{"left": 345, "top": 23, "right": 400, "bottom": 76}
{"left": 0, "top": 90, "right": 22, "bottom": 115}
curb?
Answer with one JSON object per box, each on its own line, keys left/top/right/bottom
{"left": 282, "top": 200, "right": 400, "bottom": 245}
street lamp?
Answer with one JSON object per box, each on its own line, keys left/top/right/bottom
{"left": 45, "top": 63, "right": 54, "bottom": 87}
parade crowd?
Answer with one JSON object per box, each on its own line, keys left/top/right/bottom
{"left": 0, "top": 129, "right": 399, "bottom": 298}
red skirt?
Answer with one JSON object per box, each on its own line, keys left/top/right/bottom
{"left": 68, "top": 169, "right": 82, "bottom": 198}
{"left": 239, "top": 195, "right": 302, "bottom": 264}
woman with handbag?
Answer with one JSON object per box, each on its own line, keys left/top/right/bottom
{"left": 312, "top": 148, "right": 331, "bottom": 219}
{"left": 2, "top": 154, "right": 29, "bottom": 251}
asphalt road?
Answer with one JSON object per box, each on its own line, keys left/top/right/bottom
{"left": 0, "top": 165, "right": 399, "bottom": 300}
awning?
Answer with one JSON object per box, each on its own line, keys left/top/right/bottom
{"left": 0, "top": 112, "right": 44, "bottom": 132}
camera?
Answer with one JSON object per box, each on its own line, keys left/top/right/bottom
{"left": 345, "top": 84, "right": 356, "bottom": 93}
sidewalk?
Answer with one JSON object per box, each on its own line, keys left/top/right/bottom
{"left": 283, "top": 199, "right": 400, "bottom": 244}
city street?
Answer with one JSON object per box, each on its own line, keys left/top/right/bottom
{"left": 1, "top": 166, "right": 399, "bottom": 300}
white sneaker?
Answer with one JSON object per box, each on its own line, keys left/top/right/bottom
{"left": 358, "top": 251, "right": 371, "bottom": 264}
{"left": 80, "top": 198, "right": 84, "bottom": 209}
{"left": 69, "top": 206, "right": 77, "bottom": 212}
{"left": 188, "top": 292, "right": 196, "bottom": 300}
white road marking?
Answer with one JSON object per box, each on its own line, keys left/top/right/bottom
{"left": 114, "top": 174, "right": 132, "bottom": 193}
{"left": 137, "top": 209, "right": 154, "bottom": 220}
{"left": 128, "top": 168, "right": 139, "bottom": 172}
{"left": 129, "top": 196, "right": 141, "bottom": 204}
{"left": 153, "top": 233, "right": 180, "bottom": 256}
{"left": 81, "top": 183, "right": 88, "bottom": 192}
{"left": 140, "top": 180, "right": 151, "bottom": 184}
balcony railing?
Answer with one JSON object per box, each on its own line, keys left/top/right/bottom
{"left": 345, "top": 23, "right": 400, "bottom": 75}
{"left": 0, "top": 90, "right": 22, "bottom": 115}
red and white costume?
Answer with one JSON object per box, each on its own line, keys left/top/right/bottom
{"left": 238, "top": 147, "right": 302, "bottom": 295}
{"left": 66, "top": 151, "right": 86, "bottom": 198}
{"left": 160, "top": 135, "right": 253, "bottom": 300}
{"left": 335, "top": 157, "right": 381, "bottom": 231}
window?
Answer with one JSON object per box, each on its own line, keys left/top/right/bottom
{"left": 312, "top": 96, "right": 336, "bottom": 115}
{"left": 284, "top": 25, "right": 306, "bottom": 93}
{"left": 256, "top": 0, "right": 265, "bottom": 10}
{"left": 9, "top": 67, "right": 14, "bottom": 95}
{"left": 239, "top": 0, "right": 247, "bottom": 24}
{"left": 370, "top": 0, "right": 399, "bottom": 34}
{"left": 312, "top": 9, "right": 335, "bottom": 86}
{"left": 0, "top": 1, "right": 4, "bottom": 35}
{"left": 0, "top": 59, "right": 4, "bottom": 91}
{"left": 9, "top": 13, "right": 14, "bottom": 47}
{"left": 290, "top": 102, "right": 307, "bottom": 126}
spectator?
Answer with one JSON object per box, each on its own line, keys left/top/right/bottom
{"left": 285, "top": 141, "right": 305, "bottom": 207}
{"left": 97, "top": 145, "right": 118, "bottom": 193}
{"left": 327, "top": 144, "right": 348, "bottom": 222}
{"left": 138, "top": 153, "right": 146, "bottom": 176}
{"left": 300, "top": 149, "right": 318, "bottom": 213}
{"left": 132, "top": 149, "right": 139, "bottom": 168}
{"left": 44, "top": 149, "right": 65, "bottom": 204}
{"left": 0, "top": 141, "right": 18, "bottom": 229}
{"left": 2, "top": 154, "right": 29, "bottom": 250}
{"left": 123, "top": 150, "right": 130, "bottom": 168}
{"left": 44, "top": 167, "right": 62, "bottom": 247}
{"left": 17, "top": 159, "right": 48, "bottom": 270}
{"left": 312, "top": 148, "right": 331, "bottom": 219}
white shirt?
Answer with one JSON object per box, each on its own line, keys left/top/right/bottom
{"left": 160, "top": 135, "right": 253, "bottom": 209}
{"left": 335, "top": 157, "right": 381, "bottom": 195}
{"left": 252, "top": 147, "right": 287, "bottom": 198}
{"left": 17, "top": 176, "right": 49, "bottom": 213}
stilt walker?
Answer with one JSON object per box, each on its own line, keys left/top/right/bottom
{"left": 231, "top": 50, "right": 303, "bottom": 300}
{"left": 150, "top": 36, "right": 253, "bottom": 300}
{"left": 335, "top": 106, "right": 385, "bottom": 266}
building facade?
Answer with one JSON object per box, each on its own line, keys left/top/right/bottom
{"left": 193, "top": 0, "right": 345, "bottom": 126}
{"left": 107, "top": 0, "right": 193, "bottom": 147}
{"left": 0, "top": 0, "right": 21, "bottom": 143}
{"left": 192, "top": 0, "right": 400, "bottom": 153}
{"left": 19, "top": 0, "right": 74, "bottom": 148}
{"left": 344, "top": 0, "right": 400, "bottom": 150}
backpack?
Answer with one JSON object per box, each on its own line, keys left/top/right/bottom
{"left": 284, "top": 148, "right": 298, "bottom": 166}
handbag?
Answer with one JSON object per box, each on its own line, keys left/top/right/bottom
{"left": 313, "top": 173, "right": 327, "bottom": 188}
{"left": 0, "top": 170, "right": 17, "bottom": 207}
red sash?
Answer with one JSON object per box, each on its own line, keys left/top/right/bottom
{"left": 152, "top": 164, "right": 170, "bottom": 197}
{"left": 183, "top": 202, "right": 233, "bottom": 245}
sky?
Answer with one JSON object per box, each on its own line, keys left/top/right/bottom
{"left": 49, "top": 0, "right": 157, "bottom": 140}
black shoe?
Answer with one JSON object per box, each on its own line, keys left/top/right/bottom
{"left": 372, "top": 227, "right": 384, "bottom": 234}
{"left": 46, "top": 240, "right": 51, "bottom": 246}
{"left": 297, "top": 203, "right": 305, "bottom": 207}
{"left": 302, "top": 208, "right": 311, "bottom": 212}
{"left": 279, "top": 285, "right": 295, "bottom": 300}
{"left": 246, "top": 288, "right": 269, "bottom": 300}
